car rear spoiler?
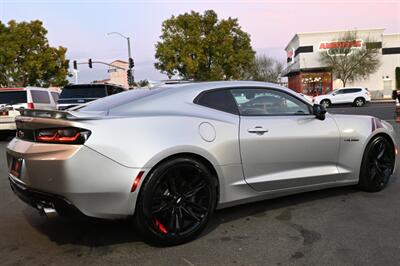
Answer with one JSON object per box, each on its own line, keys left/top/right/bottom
{"left": 16, "top": 108, "right": 105, "bottom": 120}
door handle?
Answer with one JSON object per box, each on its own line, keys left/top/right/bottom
{"left": 247, "top": 126, "right": 269, "bottom": 135}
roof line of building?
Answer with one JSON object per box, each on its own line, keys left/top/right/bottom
{"left": 284, "top": 27, "right": 386, "bottom": 50}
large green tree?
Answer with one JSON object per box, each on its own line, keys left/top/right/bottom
{"left": 319, "top": 31, "right": 381, "bottom": 87}
{"left": 0, "top": 20, "right": 70, "bottom": 87}
{"left": 155, "top": 10, "right": 255, "bottom": 81}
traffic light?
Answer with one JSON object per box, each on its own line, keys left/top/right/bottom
{"left": 73, "top": 60, "right": 77, "bottom": 70}
{"left": 129, "top": 58, "right": 134, "bottom": 69}
{"left": 88, "top": 59, "right": 93, "bottom": 68}
{"left": 127, "top": 69, "right": 134, "bottom": 85}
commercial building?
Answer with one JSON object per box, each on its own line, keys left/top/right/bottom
{"left": 95, "top": 60, "right": 129, "bottom": 89}
{"left": 282, "top": 28, "right": 400, "bottom": 99}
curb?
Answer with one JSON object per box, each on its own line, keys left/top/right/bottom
{"left": 370, "top": 100, "right": 395, "bottom": 104}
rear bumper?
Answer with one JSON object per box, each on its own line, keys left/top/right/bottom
{"left": 6, "top": 138, "right": 148, "bottom": 219}
{"left": 0, "top": 118, "right": 16, "bottom": 130}
{"left": 9, "top": 175, "right": 85, "bottom": 217}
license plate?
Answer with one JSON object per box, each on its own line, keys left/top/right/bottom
{"left": 10, "top": 157, "right": 23, "bottom": 178}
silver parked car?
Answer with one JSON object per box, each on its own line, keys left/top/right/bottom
{"left": 6, "top": 81, "right": 396, "bottom": 245}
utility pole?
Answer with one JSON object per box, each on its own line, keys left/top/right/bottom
{"left": 73, "top": 69, "right": 79, "bottom": 84}
{"left": 107, "top": 32, "right": 134, "bottom": 86}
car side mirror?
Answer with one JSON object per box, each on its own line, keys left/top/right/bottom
{"left": 313, "top": 104, "right": 326, "bottom": 120}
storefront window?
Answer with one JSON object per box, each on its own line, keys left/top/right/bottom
{"left": 300, "top": 72, "right": 332, "bottom": 96}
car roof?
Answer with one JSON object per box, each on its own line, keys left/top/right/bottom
{"left": 63, "top": 83, "right": 125, "bottom": 89}
{"left": 0, "top": 87, "right": 51, "bottom": 91}
{"left": 81, "top": 81, "right": 305, "bottom": 115}
{"left": 0, "top": 87, "right": 25, "bottom": 91}
{"left": 152, "top": 80, "right": 294, "bottom": 96}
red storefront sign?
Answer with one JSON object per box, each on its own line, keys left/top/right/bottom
{"left": 319, "top": 40, "right": 363, "bottom": 50}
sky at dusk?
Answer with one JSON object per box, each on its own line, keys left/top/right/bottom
{"left": 1, "top": 0, "right": 399, "bottom": 83}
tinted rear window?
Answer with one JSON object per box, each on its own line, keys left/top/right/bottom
{"left": 107, "top": 86, "right": 124, "bottom": 96}
{"left": 51, "top": 92, "right": 59, "bottom": 102}
{"left": 60, "top": 86, "right": 107, "bottom": 99}
{"left": 0, "top": 91, "right": 27, "bottom": 105}
{"left": 195, "top": 89, "right": 238, "bottom": 114}
{"left": 344, "top": 88, "right": 362, "bottom": 93}
{"left": 80, "top": 88, "right": 164, "bottom": 111}
{"left": 31, "top": 90, "right": 51, "bottom": 104}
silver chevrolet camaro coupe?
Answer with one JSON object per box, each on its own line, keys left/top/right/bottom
{"left": 6, "top": 81, "right": 397, "bottom": 245}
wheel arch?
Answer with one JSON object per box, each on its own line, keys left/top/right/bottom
{"left": 358, "top": 131, "right": 396, "bottom": 191}
{"left": 138, "top": 151, "right": 221, "bottom": 210}
{"left": 320, "top": 98, "right": 331, "bottom": 105}
{"left": 368, "top": 132, "right": 396, "bottom": 156}
{"left": 353, "top": 96, "right": 366, "bottom": 103}
{"left": 360, "top": 131, "right": 396, "bottom": 176}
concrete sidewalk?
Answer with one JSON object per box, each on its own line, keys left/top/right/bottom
{"left": 371, "top": 99, "right": 395, "bottom": 103}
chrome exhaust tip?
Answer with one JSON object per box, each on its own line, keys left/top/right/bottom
{"left": 37, "top": 204, "right": 58, "bottom": 218}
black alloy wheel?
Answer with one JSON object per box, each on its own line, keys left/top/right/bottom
{"left": 359, "top": 136, "right": 395, "bottom": 192}
{"left": 135, "top": 157, "right": 216, "bottom": 245}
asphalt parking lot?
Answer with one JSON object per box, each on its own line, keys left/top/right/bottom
{"left": 1, "top": 102, "right": 399, "bottom": 265}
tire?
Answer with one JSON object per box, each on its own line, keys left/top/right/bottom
{"left": 0, "top": 131, "right": 11, "bottom": 141}
{"left": 354, "top": 97, "right": 365, "bottom": 107}
{"left": 358, "top": 136, "right": 395, "bottom": 192}
{"left": 0, "top": 133, "right": 7, "bottom": 141}
{"left": 320, "top": 99, "right": 331, "bottom": 108}
{"left": 135, "top": 157, "right": 217, "bottom": 246}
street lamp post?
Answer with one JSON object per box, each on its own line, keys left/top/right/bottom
{"left": 107, "top": 31, "right": 134, "bottom": 86}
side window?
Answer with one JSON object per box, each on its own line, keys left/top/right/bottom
{"left": 352, "top": 89, "right": 362, "bottom": 93}
{"left": 231, "top": 88, "right": 311, "bottom": 116}
{"left": 195, "top": 89, "right": 238, "bottom": 114}
{"left": 51, "top": 92, "right": 59, "bottom": 102}
{"left": 107, "top": 86, "right": 123, "bottom": 96}
{"left": 335, "top": 90, "right": 344, "bottom": 95}
{"left": 31, "top": 90, "right": 51, "bottom": 104}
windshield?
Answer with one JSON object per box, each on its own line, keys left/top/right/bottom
{"left": 0, "top": 91, "right": 27, "bottom": 105}
{"left": 60, "top": 86, "right": 106, "bottom": 99}
{"left": 81, "top": 87, "right": 164, "bottom": 112}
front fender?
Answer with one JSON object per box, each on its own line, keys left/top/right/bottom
{"left": 332, "top": 114, "right": 397, "bottom": 181}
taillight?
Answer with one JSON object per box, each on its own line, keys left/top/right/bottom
{"left": 0, "top": 110, "right": 9, "bottom": 116}
{"left": 0, "top": 106, "right": 12, "bottom": 116}
{"left": 27, "top": 102, "right": 35, "bottom": 109}
{"left": 35, "top": 128, "right": 91, "bottom": 144}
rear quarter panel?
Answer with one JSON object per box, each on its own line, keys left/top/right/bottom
{"left": 82, "top": 106, "right": 241, "bottom": 169}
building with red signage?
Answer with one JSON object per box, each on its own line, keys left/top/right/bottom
{"left": 282, "top": 28, "right": 400, "bottom": 99}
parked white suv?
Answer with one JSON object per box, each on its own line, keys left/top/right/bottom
{"left": 0, "top": 87, "right": 59, "bottom": 139}
{"left": 313, "top": 87, "right": 371, "bottom": 108}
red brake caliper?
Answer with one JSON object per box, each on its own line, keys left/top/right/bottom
{"left": 154, "top": 219, "right": 168, "bottom": 234}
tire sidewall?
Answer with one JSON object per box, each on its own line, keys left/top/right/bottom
{"left": 359, "top": 136, "right": 394, "bottom": 192}
{"left": 321, "top": 99, "right": 330, "bottom": 108}
{"left": 354, "top": 97, "right": 365, "bottom": 107}
{"left": 135, "top": 157, "right": 217, "bottom": 246}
